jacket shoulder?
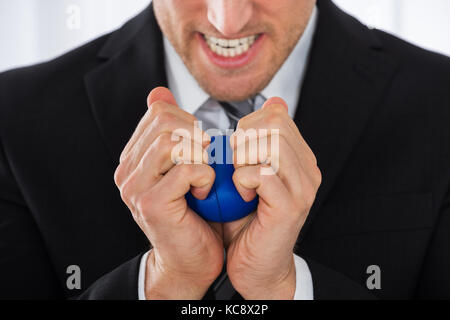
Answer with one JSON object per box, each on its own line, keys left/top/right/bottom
{"left": 0, "top": 33, "right": 108, "bottom": 121}
{"left": 0, "top": 33, "right": 108, "bottom": 85}
{"left": 373, "top": 28, "right": 450, "bottom": 84}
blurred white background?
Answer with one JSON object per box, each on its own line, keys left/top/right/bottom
{"left": 0, "top": 0, "right": 449, "bottom": 73}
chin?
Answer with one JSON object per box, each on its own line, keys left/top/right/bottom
{"left": 202, "top": 82, "right": 261, "bottom": 102}
{"left": 195, "top": 70, "right": 270, "bottom": 102}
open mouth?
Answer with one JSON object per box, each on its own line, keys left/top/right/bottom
{"left": 203, "top": 34, "right": 259, "bottom": 57}
{"left": 199, "top": 33, "right": 264, "bottom": 68}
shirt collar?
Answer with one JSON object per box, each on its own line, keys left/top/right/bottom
{"left": 164, "top": 36, "right": 210, "bottom": 114}
{"left": 261, "top": 6, "right": 318, "bottom": 117}
{"left": 164, "top": 6, "right": 318, "bottom": 117}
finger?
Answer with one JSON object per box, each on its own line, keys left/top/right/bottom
{"left": 230, "top": 130, "right": 321, "bottom": 218}
{"left": 147, "top": 86, "right": 178, "bottom": 107}
{"left": 231, "top": 127, "right": 292, "bottom": 170}
{"left": 232, "top": 135, "right": 304, "bottom": 196}
{"left": 262, "top": 98, "right": 317, "bottom": 166}
{"left": 261, "top": 97, "right": 301, "bottom": 143}
{"left": 232, "top": 103, "right": 294, "bottom": 152}
{"left": 118, "top": 134, "right": 209, "bottom": 195}
{"left": 120, "top": 87, "right": 179, "bottom": 161}
{"left": 120, "top": 89, "right": 201, "bottom": 163}
{"left": 231, "top": 132, "right": 274, "bottom": 167}
{"left": 232, "top": 164, "right": 304, "bottom": 232}
{"left": 122, "top": 116, "right": 209, "bottom": 177}
{"left": 154, "top": 163, "right": 216, "bottom": 202}
{"left": 233, "top": 164, "right": 290, "bottom": 215}
{"left": 146, "top": 87, "right": 201, "bottom": 126}
{"left": 262, "top": 96, "right": 288, "bottom": 112}
{"left": 233, "top": 132, "right": 321, "bottom": 210}
{"left": 232, "top": 107, "right": 316, "bottom": 171}
{"left": 120, "top": 106, "right": 199, "bottom": 163}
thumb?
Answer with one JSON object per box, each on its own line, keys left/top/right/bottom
{"left": 262, "top": 96, "right": 288, "bottom": 112}
{"left": 147, "top": 86, "right": 178, "bottom": 108}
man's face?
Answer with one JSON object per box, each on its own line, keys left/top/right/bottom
{"left": 153, "top": 0, "right": 316, "bottom": 102}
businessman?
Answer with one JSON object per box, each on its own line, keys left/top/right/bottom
{"left": 1, "top": 0, "right": 450, "bottom": 299}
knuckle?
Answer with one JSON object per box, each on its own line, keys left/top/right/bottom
{"left": 291, "top": 183, "right": 304, "bottom": 204}
{"left": 148, "top": 100, "right": 166, "bottom": 115}
{"left": 119, "top": 150, "right": 127, "bottom": 163}
{"left": 120, "top": 178, "right": 135, "bottom": 203}
{"left": 155, "top": 133, "right": 178, "bottom": 161}
{"left": 291, "top": 184, "right": 316, "bottom": 213}
{"left": 114, "top": 165, "right": 124, "bottom": 186}
{"left": 259, "top": 169, "right": 275, "bottom": 183}
{"left": 154, "top": 111, "right": 176, "bottom": 127}
{"left": 203, "top": 165, "right": 215, "bottom": 182}
{"left": 237, "top": 115, "right": 251, "bottom": 129}
{"left": 266, "top": 103, "right": 286, "bottom": 114}
{"left": 134, "top": 153, "right": 148, "bottom": 174}
{"left": 154, "top": 132, "right": 174, "bottom": 149}
{"left": 135, "top": 192, "right": 152, "bottom": 215}
{"left": 135, "top": 190, "right": 165, "bottom": 226}
{"left": 263, "top": 112, "right": 285, "bottom": 127}
{"left": 309, "top": 151, "right": 318, "bottom": 166}
{"left": 303, "top": 188, "right": 317, "bottom": 209}
{"left": 178, "top": 163, "right": 194, "bottom": 176}
{"left": 119, "top": 150, "right": 134, "bottom": 166}
{"left": 184, "top": 111, "right": 198, "bottom": 123}
{"left": 310, "top": 156, "right": 318, "bottom": 167}
{"left": 312, "top": 165, "right": 322, "bottom": 188}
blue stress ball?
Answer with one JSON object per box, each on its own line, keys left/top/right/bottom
{"left": 186, "top": 135, "right": 258, "bottom": 222}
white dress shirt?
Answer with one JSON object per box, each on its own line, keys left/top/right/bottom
{"left": 138, "top": 6, "right": 318, "bottom": 300}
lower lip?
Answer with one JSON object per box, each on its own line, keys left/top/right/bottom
{"left": 197, "top": 33, "right": 265, "bottom": 69}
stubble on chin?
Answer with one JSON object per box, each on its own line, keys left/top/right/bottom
{"left": 155, "top": 3, "right": 311, "bottom": 102}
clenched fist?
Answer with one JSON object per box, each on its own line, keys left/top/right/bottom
{"left": 224, "top": 97, "right": 322, "bottom": 299}
{"left": 114, "top": 87, "right": 224, "bottom": 299}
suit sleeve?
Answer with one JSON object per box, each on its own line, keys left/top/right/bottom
{"left": 303, "top": 192, "right": 450, "bottom": 299}
{"left": 0, "top": 130, "right": 144, "bottom": 300}
{"left": 76, "top": 253, "right": 144, "bottom": 300}
{"left": 415, "top": 190, "right": 450, "bottom": 299}
{"left": 0, "top": 139, "right": 63, "bottom": 299}
{"left": 303, "top": 257, "right": 376, "bottom": 300}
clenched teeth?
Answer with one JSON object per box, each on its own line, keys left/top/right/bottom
{"left": 204, "top": 34, "right": 258, "bottom": 57}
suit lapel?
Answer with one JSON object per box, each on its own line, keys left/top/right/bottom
{"left": 294, "top": 0, "right": 398, "bottom": 243}
{"left": 84, "top": 4, "right": 167, "bottom": 164}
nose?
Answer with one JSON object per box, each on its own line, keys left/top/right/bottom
{"left": 207, "top": 0, "right": 254, "bottom": 37}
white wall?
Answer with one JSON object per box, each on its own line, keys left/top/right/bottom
{"left": 333, "top": 0, "right": 450, "bottom": 56}
{"left": 0, "top": 0, "right": 150, "bottom": 72}
{"left": 0, "top": 0, "right": 449, "bottom": 73}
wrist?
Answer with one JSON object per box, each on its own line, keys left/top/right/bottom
{"left": 238, "top": 256, "right": 297, "bottom": 300}
{"left": 144, "top": 249, "right": 214, "bottom": 300}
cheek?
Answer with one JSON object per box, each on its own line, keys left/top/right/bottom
{"left": 263, "top": 1, "right": 315, "bottom": 48}
{"left": 257, "top": 0, "right": 315, "bottom": 28}
{"left": 171, "top": 0, "right": 207, "bottom": 23}
{"left": 155, "top": 0, "right": 204, "bottom": 33}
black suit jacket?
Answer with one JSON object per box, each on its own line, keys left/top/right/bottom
{"left": 1, "top": 0, "right": 450, "bottom": 299}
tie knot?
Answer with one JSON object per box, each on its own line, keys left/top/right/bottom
{"left": 219, "top": 94, "right": 265, "bottom": 129}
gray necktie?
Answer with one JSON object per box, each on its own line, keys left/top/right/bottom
{"left": 219, "top": 94, "right": 265, "bottom": 129}
{"left": 212, "top": 94, "right": 266, "bottom": 300}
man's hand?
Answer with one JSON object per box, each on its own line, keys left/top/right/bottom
{"left": 114, "top": 87, "right": 224, "bottom": 299}
{"left": 225, "top": 97, "right": 322, "bottom": 300}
